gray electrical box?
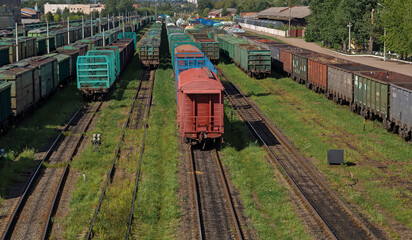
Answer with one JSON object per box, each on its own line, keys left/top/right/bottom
{"left": 327, "top": 149, "right": 344, "bottom": 165}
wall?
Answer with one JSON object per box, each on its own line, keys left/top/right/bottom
{"left": 238, "top": 22, "right": 286, "bottom": 37}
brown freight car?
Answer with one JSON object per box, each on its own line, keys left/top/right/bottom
{"left": 307, "top": 56, "right": 349, "bottom": 93}
{"left": 176, "top": 67, "right": 224, "bottom": 145}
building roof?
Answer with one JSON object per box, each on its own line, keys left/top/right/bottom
{"left": 257, "top": 6, "right": 310, "bottom": 20}
{"left": 209, "top": 8, "right": 237, "bottom": 16}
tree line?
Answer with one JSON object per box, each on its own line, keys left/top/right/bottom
{"left": 305, "top": 0, "right": 412, "bottom": 58}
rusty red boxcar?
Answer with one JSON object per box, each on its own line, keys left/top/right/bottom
{"left": 307, "top": 56, "right": 349, "bottom": 93}
{"left": 176, "top": 67, "right": 224, "bottom": 144}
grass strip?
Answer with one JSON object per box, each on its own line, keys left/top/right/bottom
{"left": 219, "top": 63, "right": 412, "bottom": 237}
{"left": 131, "top": 68, "right": 180, "bottom": 239}
{"left": 0, "top": 83, "right": 83, "bottom": 205}
{"left": 220, "top": 101, "right": 309, "bottom": 239}
{"left": 62, "top": 55, "right": 143, "bottom": 239}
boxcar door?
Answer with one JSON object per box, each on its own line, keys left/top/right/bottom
{"left": 195, "top": 94, "right": 210, "bottom": 132}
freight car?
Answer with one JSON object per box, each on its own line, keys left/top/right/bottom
{"left": 0, "top": 17, "right": 149, "bottom": 133}
{"left": 139, "top": 23, "right": 162, "bottom": 69}
{"left": 168, "top": 21, "right": 224, "bottom": 145}
{"left": 176, "top": 67, "right": 224, "bottom": 144}
{"left": 216, "top": 34, "right": 271, "bottom": 78}
{"left": 0, "top": 81, "right": 12, "bottom": 132}
{"left": 76, "top": 33, "right": 136, "bottom": 98}
{"left": 224, "top": 27, "right": 412, "bottom": 140}
{"left": 184, "top": 26, "right": 220, "bottom": 61}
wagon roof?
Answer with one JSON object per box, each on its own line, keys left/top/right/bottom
{"left": 0, "top": 81, "right": 12, "bottom": 91}
{"left": 178, "top": 68, "right": 224, "bottom": 93}
{"left": 0, "top": 62, "right": 34, "bottom": 77}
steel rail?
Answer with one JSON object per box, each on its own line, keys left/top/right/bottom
{"left": 189, "top": 146, "right": 204, "bottom": 240}
{"left": 1, "top": 104, "right": 85, "bottom": 240}
{"left": 217, "top": 67, "right": 377, "bottom": 240}
{"left": 41, "top": 101, "right": 103, "bottom": 240}
{"left": 213, "top": 150, "right": 244, "bottom": 240}
{"left": 126, "top": 70, "right": 155, "bottom": 239}
{"left": 86, "top": 71, "right": 147, "bottom": 239}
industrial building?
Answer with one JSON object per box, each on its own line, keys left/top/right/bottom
{"left": 44, "top": 3, "right": 104, "bottom": 15}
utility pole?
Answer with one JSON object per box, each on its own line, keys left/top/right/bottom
{"left": 91, "top": 13, "right": 93, "bottom": 36}
{"left": 384, "top": 28, "right": 387, "bottom": 61}
{"left": 368, "top": 9, "right": 374, "bottom": 53}
{"left": 82, "top": 16, "right": 84, "bottom": 39}
{"left": 47, "top": 20, "right": 50, "bottom": 53}
{"left": 347, "top": 22, "right": 352, "bottom": 52}
{"left": 67, "top": 17, "right": 70, "bottom": 44}
{"left": 288, "top": 6, "right": 291, "bottom": 37}
{"left": 15, "top": 23, "right": 18, "bottom": 62}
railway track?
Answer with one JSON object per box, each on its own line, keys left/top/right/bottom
{"left": 86, "top": 70, "right": 155, "bottom": 239}
{"left": 1, "top": 102, "right": 102, "bottom": 240}
{"left": 217, "top": 67, "right": 377, "bottom": 240}
{"left": 189, "top": 146, "right": 244, "bottom": 240}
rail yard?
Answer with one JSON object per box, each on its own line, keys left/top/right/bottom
{"left": 0, "top": 13, "right": 410, "bottom": 240}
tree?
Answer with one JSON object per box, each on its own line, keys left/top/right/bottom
{"left": 221, "top": 7, "right": 228, "bottom": 16}
{"left": 46, "top": 12, "right": 54, "bottom": 22}
{"left": 380, "top": 0, "right": 410, "bottom": 58}
{"left": 56, "top": 8, "right": 62, "bottom": 17}
{"left": 198, "top": 0, "right": 214, "bottom": 13}
{"left": 104, "top": 0, "right": 118, "bottom": 16}
{"left": 54, "top": 14, "right": 61, "bottom": 22}
{"left": 202, "top": 8, "right": 210, "bottom": 18}
{"left": 62, "top": 7, "right": 70, "bottom": 20}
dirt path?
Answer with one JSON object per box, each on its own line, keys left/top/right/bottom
{"left": 244, "top": 27, "right": 412, "bottom": 76}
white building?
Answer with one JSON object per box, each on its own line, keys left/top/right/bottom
{"left": 44, "top": 3, "right": 104, "bottom": 15}
{"left": 186, "top": 0, "right": 198, "bottom": 5}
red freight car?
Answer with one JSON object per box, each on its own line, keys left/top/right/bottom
{"left": 176, "top": 67, "right": 224, "bottom": 144}
{"left": 307, "top": 56, "right": 349, "bottom": 93}
{"left": 279, "top": 48, "right": 293, "bottom": 75}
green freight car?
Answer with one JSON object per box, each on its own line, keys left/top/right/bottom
{"left": 0, "top": 46, "right": 9, "bottom": 67}
{"left": 353, "top": 71, "right": 391, "bottom": 119}
{"left": 45, "top": 53, "right": 71, "bottom": 85}
{"left": 217, "top": 34, "right": 271, "bottom": 78}
{"left": 0, "top": 62, "right": 38, "bottom": 115}
{"left": 0, "top": 81, "right": 12, "bottom": 130}
{"left": 139, "top": 23, "right": 162, "bottom": 69}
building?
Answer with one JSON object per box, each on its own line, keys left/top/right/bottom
{"left": 257, "top": 6, "right": 310, "bottom": 27}
{"left": 239, "top": 12, "right": 258, "bottom": 18}
{"left": 0, "top": 0, "right": 21, "bottom": 27}
{"left": 21, "top": 6, "right": 41, "bottom": 24}
{"left": 44, "top": 4, "right": 105, "bottom": 15}
{"left": 187, "top": 0, "right": 198, "bottom": 5}
{"left": 208, "top": 8, "right": 237, "bottom": 18}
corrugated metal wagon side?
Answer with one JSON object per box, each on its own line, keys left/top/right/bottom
{"left": 0, "top": 81, "right": 12, "bottom": 131}
{"left": 307, "top": 56, "right": 348, "bottom": 93}
{"left": 327, "top": 63, "right": 382, "bottom": 104}
{"left": 389, "top": 82, "right": 412, "bottom": 140}
{"left": 0, "top": 63, "right": 37, "bottom": 116}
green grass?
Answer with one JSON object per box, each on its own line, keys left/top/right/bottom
{"left": 0, "top": 83, "right": 83, "bottom": 202}
{"left": 218, "top": 63, "right": 412, "bottom": 238}
{"left": 131, "top": 68, "right": 180, "bottom": 239}
{"left": 220, "top": 102, "right": 309, "bottom": 239}
{"left": 61, "top": 55, "right": 143, "bottom": 239}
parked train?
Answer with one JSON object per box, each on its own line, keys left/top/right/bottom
{"left": 0, "top": 17, "right": 152, "bottom": 133}
{"left": 205, "top": 26, "right": 412, "bottom": 141}
{"left": 139, "top": 22, "right": 162, "bottom": 69}
{"left": 167, "top": 23, "right": 224, "bottom": 145}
